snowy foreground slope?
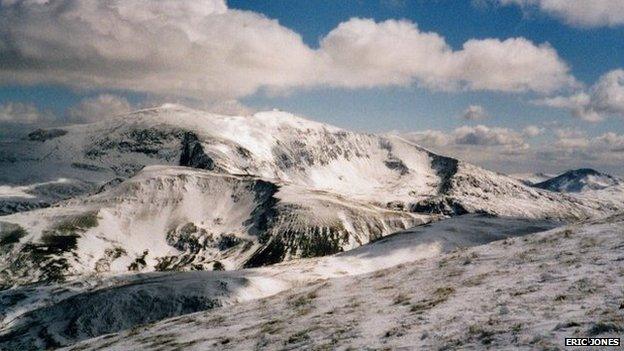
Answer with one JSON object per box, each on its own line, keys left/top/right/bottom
{"left": 32, "top": 213, "right": 623, "bottom": 351}
{"left": 0, "top": 215, "right": 559, "bottom": 349}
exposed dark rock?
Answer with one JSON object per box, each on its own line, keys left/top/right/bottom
{"left": 86, "top": 128, "right": 185, "bottom": 160}
{"left": 244, "top": 236, "right": 287, "bottom": 268}
{"left": 411, "top": 196, "right": 469, "bottom": 216}
{"left": 243, "top": 180, "right": 280, "bottom": 239}
{"left": 27, "top": 129, "right": 67, "bottom": 142}
{"left": 430, "top": 155, "right": 459, "bottom": 194}
{"left": 70, "top": 163, "right": 105, "bottom": 172}
{"left": 0, "top": 223, "right": 27, "bottom": 246}
{"left": 128, "top": 250, "right": 149, "bottom": 271}
{"left": 166, "top": 223, "right": 204, "bottom": 253}
{"left": 213, "top": 261, "right": 225, "bottom": 271}
{"left": 218, "top": 234, "right": 242, "bottom": 251}
{"left": 96, "top": 178, "right": 125, "bottom": 193}
{"left": 384, "top": 157, "right": 409, "bottom": 175}
{"left": 0, "top": 200, "right": 50, "bottom": 216}
{"left": 179, "top": 132, "right": 214, "bottom": 170}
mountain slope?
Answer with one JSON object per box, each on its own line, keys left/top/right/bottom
{"left": 0, "top": 214, "right": 559, "bottom": 350}
{"left": 0, "top": 166, "right": 426, "bottom": 287}
{"left": 534, "top": 168, "right": 621, "bottom": 193}
{"left": 1, "top": 104, "right": 619, "bottom": 219}
{"left": 0, "top": 178, "right": 93, "bottom": 215}
{"left": 49, "top": 213, "right": 624, "bottom": 351}
{"left": 1, "top": 105, "right": 623, "bottom": 286}
{"left": 0, "top": 105, "right": 441, "bottom": 206}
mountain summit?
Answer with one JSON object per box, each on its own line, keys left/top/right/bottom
{"left": 533, "top": 168, "right": 621, "bottom": 193}
{"left": 1, "top": 106, "right": 623, "bottom": 286}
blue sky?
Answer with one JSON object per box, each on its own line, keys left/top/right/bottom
{"left": 1, "top": 0, "right": 624, "bottom": 174}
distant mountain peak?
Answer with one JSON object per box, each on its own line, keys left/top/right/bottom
{"left": 534, "top": 168, "right": 620, "bottom": 193}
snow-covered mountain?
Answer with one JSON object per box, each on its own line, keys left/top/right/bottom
{"left": 533, "top": 168, "right": 621, "bottom": 193}
{"left": 1, "top": 104, "right": 618, "bottom": 217}
{"left": 1, "top": 105, "right": 623, "bottom": 287}
{"left": 0, "top": 166, "right": 426, "bottom": 287}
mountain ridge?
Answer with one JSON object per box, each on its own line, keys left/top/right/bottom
{"left": 533, "top": 168, "right": 621, "bottom": 193}
{"left": 1, "top": 105, "right": 623, "bottom": 287}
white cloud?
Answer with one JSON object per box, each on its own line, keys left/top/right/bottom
{"left": 401, "top": 125, "right": 533, "bottom": 172}
{"left": 453, "top": 125, "right": 527, "bottom": 148}
{"left": 402, "top": 125, "right": 624, "bottom": 175}
{"left": 0, "top": 0, "right": 576, "bottom": 101}
{"left": 404, "top": 124, "right": 527, "bottom": 149}
{"left": 553, "top": 129, "right": 624, "bottom": 152}
{"left": 449, "top": 37, "right": 575, "bottom": 93}
{"left": 499, "top": 0, "right": 624, "bottom": 27}
{"left": 552, "top": 128, "right": 589, "bottom": 148}
{"left": 596, "top": 132, "right": 624, "bottom": 151}
{"left": 554, "top": 134, "right": 590, "bottom": 149}
{"left": 68, "top": 94, "right": 133, "bottom": 123}
{"left": 522, "top": 125, "right": 544, "bottom": 137}
{"left": 320, "top": 19, "right": 575, "bottom": 92}
{"left": 535, "top": 69, "right": 624, "bottom": 122}
{"left": 462, "top": 105, "right": 490, "bottom": 120}
{"left": 554, "top": 128, "right": 586, "bottom": 139}
{"left": 0, "top": 0, "right": 314, "bottom": 101}
{"left": 0, "top": 102, "right": 51, "bottom": 124}
{"left": 592, "top": 69, "right": 624, "bottom": 115}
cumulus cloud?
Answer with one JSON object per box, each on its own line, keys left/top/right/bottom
{"left": 522, "top": 125, "right": 544, "bottom": 137}
{"left": 499, "top": 0, "right": 624, "bottom": 27}
{"left": 400, "top": 125, "right": 533, "bottom": 172}
{"left": 68, "top": 94, "right": 134, "bottom": 123}
{"left": 401, "top": 125, "right": 624, "bottom": 175}
{"left": 535, "top": 69, "right": 624, "bottom": 122}
{"left": 404, "top": 124, "right": 527, "bottom": 149}
{"left": 0, "top": 102, "right": 51, "bottom": 124}
{"left": 529, "top": 128, "right": 624, "bottom": 174}
{"left": 0, "top": 0, "right": 576, "bottom": 101}
{"left": 552, "top": 128, "right": 624, "bottom": 152}
{"left": 454, "top": 125, "right": 527, "bottom": 147}
{"left": 461, "top": 105, "right": 490, "bottom": 120}
{"left": 318, "top": 19, "right": 575, "bottom": 93}
{"left": 545, "top": 129, "right": 624, "bottom": 173}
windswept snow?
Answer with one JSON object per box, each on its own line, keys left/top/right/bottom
{"left": 0, "top": 214, "right": 559, "bottom": 350}
{"left": 28, "top": 213, "right": 622, "bottom": 351}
